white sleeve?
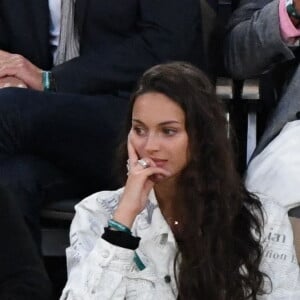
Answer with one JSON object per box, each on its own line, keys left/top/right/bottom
{"left": 258, "top": 200, "right": 300, "bottom": 300}
{"left": 59, "top": 191, "right": 136, "bottom": 300}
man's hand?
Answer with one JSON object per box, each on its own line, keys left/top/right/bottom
{"left": 0, "top": 76, "right": 27, "bottom": 89}
{"left": 0, "top": 50, "right": 43, "bottom": 90}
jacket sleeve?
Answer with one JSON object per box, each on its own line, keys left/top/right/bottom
{"left": 60, "top": 190, "right": 178, "bottom": 299}
{"left": 224, "top": 0, "right": 295, "bottom": 79}
{"left": 258, "top": 200, "right": 300, "bottom": 299}
{"left": 52, "top": 0, "right": 201, "bottom": 94}
{"left": 60, "top": 192, "right": 136, "bottom": 300}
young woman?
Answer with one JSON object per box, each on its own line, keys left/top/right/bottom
{"left": 60, "top": 62, "right": 299, "bottom": 299}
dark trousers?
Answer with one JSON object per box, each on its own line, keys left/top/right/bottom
{"left": 0, "top": 187, "right": 52, "bottom": 299}
{"left": 0, "top": 87, "right": 129, "bottom": 245}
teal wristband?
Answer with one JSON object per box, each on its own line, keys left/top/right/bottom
{"left": 108, "top": 219, "right": 131, "bottom": 234}
{"left": 108, "top": 219, "right": 145, "bottom": 270}
{"left": 42, "top": 71, "right": 51, "bottom": 91}
{"left": 42, "top": 71, "right": 56, "bottom": 91}
{"left": 134, "top": 252, "right": 146, "bottom": 270}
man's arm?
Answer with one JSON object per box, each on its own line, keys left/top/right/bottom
{"left": 224, "top": 0, "right": 295, "bottom": 79}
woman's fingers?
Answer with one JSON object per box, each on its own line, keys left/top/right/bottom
{"left": 129, "top": 163, "right": 171, "bottom": 179}
{"left": 137, "top": 158, "right": 150, "bottom": 169}
{"left": 127, "top": 135, "right": 138, "bottom": 168}
{"left": 147, "top": 166, "right": 171, "bottom": 178}
{"left": 126, "top": 134, "right": 170, "bottom": 180}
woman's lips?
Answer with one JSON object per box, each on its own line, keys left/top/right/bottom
{"left": 151, "top": 158, "right": 167, "bottom": 167}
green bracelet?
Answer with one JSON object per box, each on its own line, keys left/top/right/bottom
{"left": 42, "top": 71, "right": 56, "bottom": 91}
{"left": 42, "top": 71, "right": 51, "bottom": 91}
{"left": 108, "top": 219, "right": 145, "bottom": 270}
{"left": 108, "top": 219, "right": 131, "bottom": 234}
{"left": 134, "top": 252, "right": 146, "bottom": 270}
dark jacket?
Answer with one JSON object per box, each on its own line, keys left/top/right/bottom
{"left": 0, "top": 0, "right": 203, "bottom": 95}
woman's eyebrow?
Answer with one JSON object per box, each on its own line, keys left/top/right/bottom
{"left": 132, "top": 119, "right": 144, "bottom": 124}
{"left": 132, "top": 119, "right": 181, "bottom": 125}
{"left": 158, "top": 121, "right": 181, "bottom": 126}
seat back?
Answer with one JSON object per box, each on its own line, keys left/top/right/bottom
{"left": 41, "top": 199, "right": 77, "bottom": 256}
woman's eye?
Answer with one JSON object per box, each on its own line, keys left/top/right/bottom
{"left": 133, "top": 126, "right": 146, "bottom": 136}
{"left": 162, "top": 128, "right": 177, "bottom": 136}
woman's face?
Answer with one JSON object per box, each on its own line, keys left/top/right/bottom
{"left": 129, "top": 92, "right": 189, "bottom": 181}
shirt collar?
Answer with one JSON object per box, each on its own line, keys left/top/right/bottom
{"left": 141, "top": 189, "right": 176, "bottom": 244}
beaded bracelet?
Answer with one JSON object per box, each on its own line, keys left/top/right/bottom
{"left": 108, "top": 219, "right": 131, "bottom": 234}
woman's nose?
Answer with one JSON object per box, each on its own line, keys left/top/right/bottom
{"left": 144, "top": 133, "right": 160, "bottom": 152}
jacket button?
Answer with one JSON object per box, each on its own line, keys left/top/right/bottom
{"left": 296, "top": 111, "right": 300, "bottom": 119}
{"left": 102, "top": 250, "right": 109, "bottom": 258}
{"left": 164, "top": 275, "right": 171, "bottom": 283}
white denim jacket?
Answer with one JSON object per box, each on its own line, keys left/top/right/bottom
{"left": 60, "top": 186, "right": 300, "bottom": 299}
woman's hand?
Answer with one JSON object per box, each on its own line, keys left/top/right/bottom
{"left": 113, "top": 136, "right": 171, "bottom": 228}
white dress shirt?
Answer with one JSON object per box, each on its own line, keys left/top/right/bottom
{"left": 48, "top": 0, "right": 61, "bottom": 60}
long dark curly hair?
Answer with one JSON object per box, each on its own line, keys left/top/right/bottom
{"left": 117, "top": 62, "right": 266, "bottom": 299}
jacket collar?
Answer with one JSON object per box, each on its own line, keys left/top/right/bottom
{"left": 144, "top": 189, "right": 176, "bottom": 244}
